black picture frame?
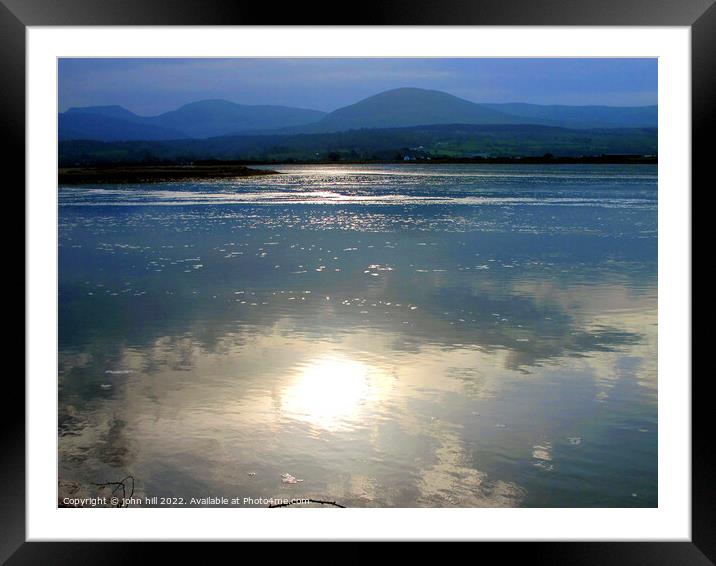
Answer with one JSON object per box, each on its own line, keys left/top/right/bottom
{"left": 6, "top": 0, "right": 708, "bottom": 561}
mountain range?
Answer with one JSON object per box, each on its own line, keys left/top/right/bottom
{"left": 60, "top": 101, "right": 327, "bottom": 141}
{"left": 59, "top": 87, "right": 657, "bottom": 142}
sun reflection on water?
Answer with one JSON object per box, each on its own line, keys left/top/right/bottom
{"left": 281, "top": 355, "right": 382, "bottom": 430}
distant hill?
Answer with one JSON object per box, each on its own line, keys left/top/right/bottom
{"left": 59, "top": 123, "right": 658, "bottom": 166}
{"left": 148, "top": 100, "right": 327, "bottom": 138}
{"left": 58, "top": 88, "right": 658, "bottom": 142}
{"left": 59, "top": 112, "right": 185, "bottom": 141}
{"left": 59, "top": 101, "right": 327, "bottom": 141}
{"left": 295, "top": 88, "right": 528, "bottom": 133}
{"left": 482, "top": 102, "right": 657, "bottom": 129}
{"left": 284, "top": 88, "right": 657, "bottom": 133}
{"left": 65, "top": 105, "right": 145, "bottom": 122}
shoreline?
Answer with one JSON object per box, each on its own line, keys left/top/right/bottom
{"left": 58, "top": 157, "right": 656, "bottom": 184}
{"left": 251, "top": 156, "right": 657, "bottom": 166}
{"left": 58, "top": 164, "right": 279, "bottom": 184}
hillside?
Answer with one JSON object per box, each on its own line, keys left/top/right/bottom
{"left": 295, "top": 88, "right": 528, "bottom": 133}
{"left": 59, "top": 123, "right": 658, "bottom": 166}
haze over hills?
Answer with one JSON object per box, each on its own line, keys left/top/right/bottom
{"left": 59, "top": 101, "right": 327, "bottom": 141}
{"left": 65, "top": 105, "right": 142, "bottom": 122}
{"left": 58, "top": 87, "right": 658, "bottom": 143}
{"left": 146, "top": 100, "right": 327, "bottom": 138}
{"left": 59, "top": 112, "right": 186, "bottom": 142}
{"left": 482, "top": 102, "right": 658, "bottom": 129}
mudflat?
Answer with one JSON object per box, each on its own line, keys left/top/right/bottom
{"left": 58, "top": 164, "right": 278, "bottom": 184}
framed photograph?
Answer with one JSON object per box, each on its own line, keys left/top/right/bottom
{"left": 8, "top": 0, "right": 708, "bottom": 560}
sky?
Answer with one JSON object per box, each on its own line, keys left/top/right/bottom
{"left": 58, "top": 58, "right": 657, "bottom": 116}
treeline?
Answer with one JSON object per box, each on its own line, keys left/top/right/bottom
{"left": 59, "top": 123, "right": 658, "bottom": 167}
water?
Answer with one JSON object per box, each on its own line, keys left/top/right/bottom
{"left": 58, "top": 164, "right": 657, "bottom": 507}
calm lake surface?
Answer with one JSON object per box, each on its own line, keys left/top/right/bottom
{"left": 58, "top": 164, "right": 657, "bottom": 507}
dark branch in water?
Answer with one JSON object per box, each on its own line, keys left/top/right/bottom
{"left": 93, "top": 475, "right": 135, "bottom": 507}
{"left": 268, "top": 498, "right": 346, "bottom": 508}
